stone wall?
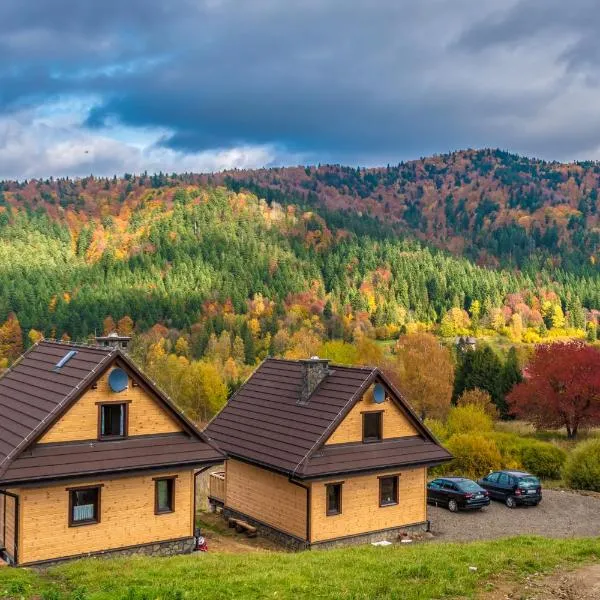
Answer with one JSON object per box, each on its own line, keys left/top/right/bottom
{"left": 25, "top": 536, "right": 196, "bottom": 568}
{"left": 309, "top": 521, "right": 429, "bottom": 550}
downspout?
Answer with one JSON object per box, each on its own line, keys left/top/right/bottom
{"left": 289, "top": 478, "right": 311, "bottom": 546}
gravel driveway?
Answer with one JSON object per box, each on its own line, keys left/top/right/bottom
{"left": 427, "top": 490, "right": 600, "bottom": 541}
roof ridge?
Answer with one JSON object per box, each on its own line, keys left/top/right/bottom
{"left": 39, "top": 338, "right": 115, "bottom": 352}
{"left": 264, "top": 356, "right": 377, "bottom": 372}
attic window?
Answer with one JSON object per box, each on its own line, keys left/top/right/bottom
{"left": 55, "top": 350, "right": 77, "bottom": 370}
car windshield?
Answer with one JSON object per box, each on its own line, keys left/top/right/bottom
{"left": 456, "top": 480, "right": 481, "bottom": 492}
{"left": 518, "top": 476, "right": 540, "bottom": 488}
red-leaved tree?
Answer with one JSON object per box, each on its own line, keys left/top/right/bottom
{"left": 508, "top": 342, "right": 600, "bottom": 439}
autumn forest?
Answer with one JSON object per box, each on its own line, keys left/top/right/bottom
{"left": 1, "top": 148, "right": 600, "bottom": 426}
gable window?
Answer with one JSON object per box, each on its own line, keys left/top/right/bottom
{"left": 379, "top": 475, "right": 399, "bottom": 507}
{"left": 326, "top": 482, "right": 342, "bottom": 516}
{"left": 154, "top": 477, "right": 176, "bottom": 514}
{"left": 68, "top": 486, "right": 101, "bottom": 526}
{"left": 98, "top": 402, "right": 128, "bottom": 439}
{"left": 362, "top": 411, "right": 382, "bottom": 443}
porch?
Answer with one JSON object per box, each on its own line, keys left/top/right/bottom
{"left": 208, "top": 470, "right": 226, "bottom": 507}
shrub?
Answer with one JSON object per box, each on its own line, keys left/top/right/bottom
{"left": 521, "top": 443, "right": 566, "bottom": 480}
{"left": 562, "top": 439, "right": 600, "bottom": 491}
{"left": 446, "top": 405, "right": 493, "bottom": 437}
{"left": 456, "top": 388, "right": 498, "bottom": 418}
{"left": 488, "top": 432, "right": 567, "bottom": 478}
{"left": 444, "top": 433, "right": 502, "bottom": 479}
{"left": 424, "top": 418, "right": 447, "bottom": 442}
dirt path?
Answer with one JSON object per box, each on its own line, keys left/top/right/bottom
{"left": 481, "top": 564, "right": 600, "bottom": 600}
{"left": 197, "top": 511, "right": 285, "bottom": 554}
{"left": 429, "top": 490, "right": 600, "bottom": 542}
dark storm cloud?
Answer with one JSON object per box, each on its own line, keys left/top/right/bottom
{"left": 2, "top": 0, "right": 600, "bottom": 175}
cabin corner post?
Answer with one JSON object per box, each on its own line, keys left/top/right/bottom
{"left": 0, "top": 489, "right": 20, "bottom": 566}
{"left": 289, "top": 478, "right": 311, "bottom": 544}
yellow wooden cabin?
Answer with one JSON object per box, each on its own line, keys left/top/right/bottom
{"left": 0, "top": 341, "right": 224, "bottom": 566}
{"left": 205, "top": 358, "right": 451, "bottom": 548}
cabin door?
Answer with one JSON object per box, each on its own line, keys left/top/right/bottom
{"left": 0, "top": 492, "right": 18, "bottom": 565}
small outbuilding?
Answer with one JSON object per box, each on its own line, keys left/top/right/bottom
{"left": 205, "top": 357, "right": 451, "bottom": 549}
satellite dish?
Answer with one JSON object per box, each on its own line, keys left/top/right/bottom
{"left": 108, "top": 368, "right": 128, "bottom": 393}
{"left": 373, "top": 383, "right": 386, "bottom": 404}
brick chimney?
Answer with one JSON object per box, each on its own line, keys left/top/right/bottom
{"left": 299, "top": 357, "right": 329, "bottom": 404}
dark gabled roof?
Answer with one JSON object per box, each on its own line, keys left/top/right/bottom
{"left": 205, "top": 358, "right": 451, "bottom": 480}
{"left": 0, "top": 433, "right": 222, "bottom": 486}
{"left": 0, "top": 340, "right": 224, "bottom": 484}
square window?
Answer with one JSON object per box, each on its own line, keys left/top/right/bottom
{"left": 326, "top": 483, "right": 342, "bottom": 516}
{"left": 379, "top": 476, "right": 399, "bottom": 507}
{"left": 99, "top": 403, "right": 127, "bottom": 439}
{"left": 69, "top": 487, "right": 100, "bottom": 526}
{"left": 155, "top": 478, "right": 175, "bottom": 514}
{"left": 363, "top": 412, "right": 382, "bottom": 443}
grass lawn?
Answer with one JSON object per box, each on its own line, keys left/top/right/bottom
{"left": 1, "top": 537, "right": 599, "bottom": 600}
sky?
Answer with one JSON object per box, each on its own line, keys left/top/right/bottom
{"left": 2, "top": 0, "right": 600, "bottom": 179}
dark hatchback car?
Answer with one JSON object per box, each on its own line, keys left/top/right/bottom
{"left": 478, "top": 470, "right": 542, "bottom": 508}
{"left": 427, "top": 477, "right": 490, "bottom": 512}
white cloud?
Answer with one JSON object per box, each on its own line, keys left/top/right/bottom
{"left": 0, "top": 100, "right": 293, "bottom": 180}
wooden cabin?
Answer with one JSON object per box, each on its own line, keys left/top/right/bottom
{"left": 0, "top": 340, "right": 224, "bottom": 566}
{"left": 205, "top": 358, "right": 451, "bottom": 549}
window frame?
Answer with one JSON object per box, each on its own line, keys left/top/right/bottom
{"left": 362, "top": 410, "right": 383, "bottom": 443}
{"left": 97, "top": 401, "right": 130, "bottom": 440}
{"left": 67, "top": 484, "right": 102, "bottom": 527}
{"left": 325, "top": 482, "right": 343, "bottom": 516}
{"left": 378, "top": 474, "right": 399, "bottom": 507}
{"left": 154, "top": 476, "right": 177, "bottom": 515}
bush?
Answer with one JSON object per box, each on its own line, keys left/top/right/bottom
{"left": 521, "top": 443, "right": 566, "bottom": 480}
{"left": 444, "top": 433, "right": 502, "bottom": 479}
{"left": 562, "top": 439, "right": 600, "bottom": 491}
{"left": 446, "top": 405, "right": 493, "bottom": 437}
{"left": 489, "top": 432, "right": 567, "bottom": 478}
{"left": 424, "top": 418, "right": 447, "bottom": 442}
{"left": 456, "top": 388, "right": 498, "bottom": 418}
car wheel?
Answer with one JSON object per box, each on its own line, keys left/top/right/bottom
{"left": 448, "top": 499, "right": 458, "bottom": 512}
{"left": 505, "top": 496, "right": 516, "bottom": 509}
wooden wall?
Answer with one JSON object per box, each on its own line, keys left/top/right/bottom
{"left": 226, "top": 459, "right": 307, "bottom": 540}
{"left": 40, "top": 368, "right": 181, "bottom": 444}
{"left": 18, "top": 469, "right": 193, "bottom": 564}
{"left": 326, "top": 385, "right": 417, "bottom": 445}
{"left": 309, "top": 467, "right": 427, "bottom": 543}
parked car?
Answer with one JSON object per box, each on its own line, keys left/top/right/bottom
{"left": 427, "top": 477, "right": 490, "bottom": 512}
{"left": 478, "top": 470, "right": 542, "bottom": 508}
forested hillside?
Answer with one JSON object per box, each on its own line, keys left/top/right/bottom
{"left": 219, "top": 149, "right": 600, "bottom": 272}
{"left": 1, "top": 149, "right": 600, "bottom": 420}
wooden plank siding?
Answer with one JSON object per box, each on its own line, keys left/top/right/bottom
{"left": 39, "top": 370, "right": 182, "bottom": 444}
{"left": 325, "top": 387, "right": 417, "bottom": 445}
{"left": 17, "top": 470, "right": 193, "bottom": 565}
{"left": 309, "top": 467, "right": 427, "bottom": 543}
{"left": 225, "top": 459, "right": 307, "bottom": 540}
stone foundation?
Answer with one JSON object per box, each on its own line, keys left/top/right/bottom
{"left": 222, "top": 507, "right": 429, "bottom": 551}
{"left": 222, "top": 507, "right": 308, "bottom": 550}
{"left": 24, "top": 537, "right": 196, "bottom": 568}
{"left": 309, "top": 521, "right": 430, "bottom": 550}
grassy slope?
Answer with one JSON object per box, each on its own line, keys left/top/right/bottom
{"left": 1, "top": 537, "right": 599, "bottom": 600}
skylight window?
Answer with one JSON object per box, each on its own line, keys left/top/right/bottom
{"left": 55, "top": 350, "right": 77, "bottom": 369}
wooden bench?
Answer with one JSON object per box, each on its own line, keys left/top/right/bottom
{"left": 228, "top": 517, "right": 257, "bottom": 538}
